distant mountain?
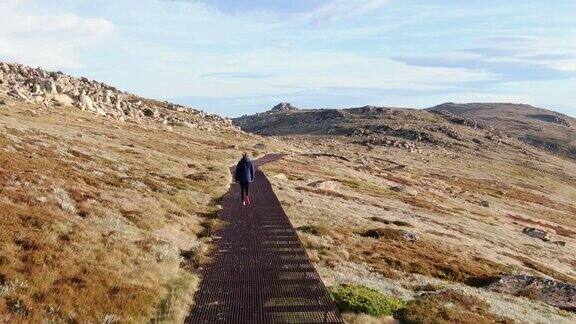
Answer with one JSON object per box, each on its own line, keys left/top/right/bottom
{"left": 233, "top": 102, "right": 514, "bottom": 153}
{"left": 426, "top": 103, "right": 576, "bottom": 160}
{"left": 234, "top": 102, "right": 576, "bottom": 160}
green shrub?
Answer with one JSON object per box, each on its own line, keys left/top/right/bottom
{"left": 329, "top": 284, "right": 405, "bottom": 317}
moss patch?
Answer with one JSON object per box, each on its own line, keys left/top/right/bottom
{"left": 329, "top": 284, "right": 405, "bottom": 317}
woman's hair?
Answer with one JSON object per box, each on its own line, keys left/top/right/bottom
{"left": 242, "top": 152, "right": 248, "bottom": 157}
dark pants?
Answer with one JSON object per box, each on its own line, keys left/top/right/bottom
{"left": 239, "top": 181, "right": 250, "bottom": 201}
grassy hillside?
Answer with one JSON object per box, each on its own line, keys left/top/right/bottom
{"left": 236, "top": 103, "right": 576, "bottom": 322}
{"left": 262, "top": 136, "right": 576, "bottom": 323}
{"left": 427, "top": 103, "right": 576, "bottom": 160}
{"left": 0, "top": 95, "right": 285, "bottom": 322}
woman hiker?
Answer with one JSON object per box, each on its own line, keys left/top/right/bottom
{"left": 234, "top": 152, "right": 255, "bottom": 206}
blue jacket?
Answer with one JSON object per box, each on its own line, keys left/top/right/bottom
{"left": 234, "top": 157, "right": 255, "bottom": 183}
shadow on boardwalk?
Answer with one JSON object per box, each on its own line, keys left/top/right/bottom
{"left": 186, "top": 154, "right": 343, "bottom": 323}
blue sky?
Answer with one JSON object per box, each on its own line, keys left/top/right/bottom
{"left": 1, "top": 0, "right": 575, "bottom": 117}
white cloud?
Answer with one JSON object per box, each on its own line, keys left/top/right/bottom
{"left": 299, "top": 0, "right": 391, "bottom": 23}
{"left": 0, "top": 1, "right": 114, "bottom": 69}
{"left": 479, "top": 36, "right": 576, "bottom": 71}
{"left": 138, "top": 48, "right": 495, "bottom": 99}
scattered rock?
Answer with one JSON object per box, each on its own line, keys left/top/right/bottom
{"left": 143, "top": 107, "right": 159, "bottom": 117}
{"left": 53, "top": 187, "right": 76, "bottom": 213}
{"left": 522, "top": 227, "right": 548, "bottom": 240}
{"left": 273, "top": 173, "right": 288, "bottom": 181}
{"left": 186, "top": 173, "right": 209, "bottom": 181}
{"left": 389, "top": 185, "right": 418, "bottom": 196}
{"left": 361, "top": 228, "right": 404, "bottom": 240}
{"left": 309, "top": 180, "right": 339, "bottom": 191}
{"left": 253, "top": 143, "right": 266, "bottom": 150}
{"left": 488, "top": 274, "right": 576, "bottom": 311}
{"left": 403, "top": 232, "right": 419, "bottom": 242}
{"left": 528, "top": 114, "right": 571, "bottom": 127}
{"left": 479, "top": 200, "right": 490, "bottom": 208}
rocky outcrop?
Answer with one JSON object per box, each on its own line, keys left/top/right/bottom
{"left": 426, "top": 102, "right": 576, "bottom": 160}
{"left": 270, "top": 102, "right": 299, "bottom": 113}
{"left": 0, "top": 62, "right": 234, "bottom": 130}
{"left": 528, "top": 114, "right": 571, "bottom": 127}
{"left": 488, "top": 275, "right": 576, "bottom": 311}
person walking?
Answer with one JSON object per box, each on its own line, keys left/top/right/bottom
{"left": 234, "top": 152, "right": 255, "bottom": 206}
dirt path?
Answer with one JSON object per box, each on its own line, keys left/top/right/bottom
{"left": 186, "top": 154, "right": 343, "bottom": 323}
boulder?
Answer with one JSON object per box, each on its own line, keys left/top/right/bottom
{"left": 94, "top": 106, "right": 107, "bottom": 116}
{"left": 52, "top": 94, "right": 74, "bottom": 107}
{"left": 31, "top": 83, "right": 42, "bottom": 94}
{"left": 79, "top": 93, "right": 94, "bottom": 111}
{"left": 9, "top": 88, "right": 29, "bottom": 100}
{"left": 309, "top": 180, "right": 339, "bottom": 191}
{"left": 389, "top": 185, "right": 418, "bottom": 196}
{"left": 522, "top": 227, "right": 547, "bottom": 240}
{"left": 42, "top": 79, "right": 57, "bottom": 93}
{"left": 143, "top": 107, "right": 159, "bottom": 118}
{"left": 479, "top": 200, "right": 490, "bottom": 208}
{"left": 403, "top": 232, "right": 419, "bottom": 242}
{"left": 273, "top": 173, "right": 288, "bottom": 181}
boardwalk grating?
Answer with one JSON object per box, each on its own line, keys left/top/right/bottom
{"left": 185, "top": 155, "right": 343, "bottom": 323}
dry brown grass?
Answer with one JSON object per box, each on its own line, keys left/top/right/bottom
{"left": 0, "top": 101, "right": 283, "bottom": 322}
{"left": 255, "top": 115, "right": 576, "bottom": 322}
{"left": 502, "top": 253, "right": 576, "bottom": 284}
{"left": 396, "top": 290, "right": 514, "bottom": 324}
{"left": 431, "top": 174, "right": 576, "bottom": 218}
{"left": 296, "top": 225, "right": 334, "bottom": 237}
{"left": 507, "top": 214, "right": 576, "bottom": 239}
{"left": 343, "top": 228, "right": 508, "bottom": 286}
{"left": 393, "top": 194, "right": 452, "bottom": 214}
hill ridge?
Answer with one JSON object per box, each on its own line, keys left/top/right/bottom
{"left": 234, "top": 102, "right": 576, "bottom": 160}
{"left": 0, "top": 61, "right": 234, "bottom": 131}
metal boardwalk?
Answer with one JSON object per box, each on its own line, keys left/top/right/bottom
{"left": 186, "top": 155, "right": 343, "bottom": 323}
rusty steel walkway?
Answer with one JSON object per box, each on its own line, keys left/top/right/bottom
{"left": 186, "top": 154, "right": 343, "bottom": 323}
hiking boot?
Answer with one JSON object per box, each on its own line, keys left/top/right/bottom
{"left": 246, "top": 196, "right": 251, "bottom": 205}
{"left": 242, "top": 201, "right": 246, "bottom": 206}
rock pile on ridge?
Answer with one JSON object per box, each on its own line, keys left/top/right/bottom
{"left": 0, "top": 62, "right": 234, "bottom": 130}
{"left": 270, "top": 102, "right": 300, "bottom": 113}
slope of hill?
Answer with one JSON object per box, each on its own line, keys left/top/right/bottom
{"left": 233, "top": 103, "right": 513, "bottom": 152}
{"left": 427, "top": 103, "right": 576, "bottom": 160}
{"left": 0, "top": 62, "right": 232, "bottom": 130}
{"left": 0, "top": 63, "right": 287, "bottom": 322}
{"left": 237, "top": 103, "right": 576, "bottom": 323}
